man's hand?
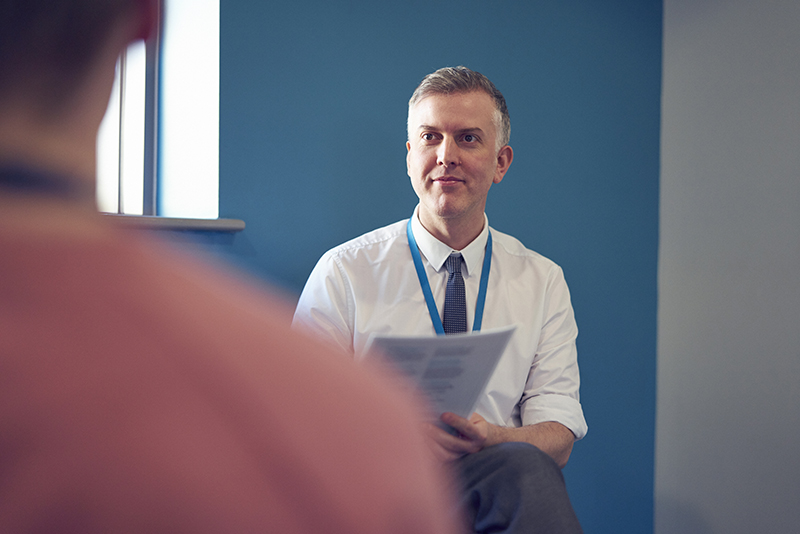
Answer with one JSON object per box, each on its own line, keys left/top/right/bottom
{"left": 424, "top": 413, "right": 576, "bottom": 467}
{"left": 423, "top": 412, "right": 497, "bottom": 462}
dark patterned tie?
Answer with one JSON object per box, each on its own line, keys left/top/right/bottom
{"left": 443, "top": 254, "right": 467, "bottom": 334}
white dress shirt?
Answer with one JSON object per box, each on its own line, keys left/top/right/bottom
{"left": 293, "top": 206, "right": 587, "bottom": 439}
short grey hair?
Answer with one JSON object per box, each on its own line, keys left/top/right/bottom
{"left": 407, "top": 66, "right": 510, "bottom": 149}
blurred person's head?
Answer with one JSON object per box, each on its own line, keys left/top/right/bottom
{"left": 0, "top": 0, "right": 156, "bottom": 188}
{"left": 0, "top": 0, "right": 155, "bottom": 114}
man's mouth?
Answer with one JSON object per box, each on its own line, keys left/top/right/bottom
{"left": 433, "top": 176, "right": 464, "bottom": 184}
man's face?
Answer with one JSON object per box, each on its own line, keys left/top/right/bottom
{"left": 406, "top": 91, "right": 512, "bottom": 231}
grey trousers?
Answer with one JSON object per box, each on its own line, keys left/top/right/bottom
{"left": 454, "top": 442, "right": 583, "bottom": 534}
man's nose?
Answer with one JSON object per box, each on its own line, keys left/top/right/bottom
{"left": 436, "top": 137, "right": 460, "bottom": 167}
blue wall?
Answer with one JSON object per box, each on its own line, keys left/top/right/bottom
{"left": 218, "top": 1, "right": 661, "bottom": 532}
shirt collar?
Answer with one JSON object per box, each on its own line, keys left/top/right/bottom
{"left": 0, "top": 164, "right": 88, "bottom": 200}
{"left": 410, "top": 204, "right": 490, "bottom": 277}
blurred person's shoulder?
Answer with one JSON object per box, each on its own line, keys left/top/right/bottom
{"left": 113, "top": 229, "right": 463, "bottom": 534}
{"left": 0, "top": 220, "right": 460, "bottom": 533}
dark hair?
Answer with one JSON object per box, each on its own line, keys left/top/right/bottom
{"left": 0, "top": 0, "right": 134, "bottom": 107}
{"left": 408, "top": 66, "right": 510, "bottom": 148}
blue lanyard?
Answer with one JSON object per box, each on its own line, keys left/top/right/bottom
{"left": 406, "top": 217, "right": 492, "bottom": 335}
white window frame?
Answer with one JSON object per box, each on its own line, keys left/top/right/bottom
{"left": 97, "top": 0, "right": 242, "bottom": 231}
{"left": 96, "top": 39, "right": 149, "bottom": 215}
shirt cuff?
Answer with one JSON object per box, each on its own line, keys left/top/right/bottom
{"left": 520, "top": 395, "right": 588, "bottom": 440}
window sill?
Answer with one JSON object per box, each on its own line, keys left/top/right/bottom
{"left": 104, "top": 214, "right": 245, "bottom": 232}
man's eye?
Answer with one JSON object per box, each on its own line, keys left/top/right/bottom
{"left": 422, "top": 133, "right": 436, "bottom": 142}
{"left": 463, "top": 134, "right": 476, "bottom": 143}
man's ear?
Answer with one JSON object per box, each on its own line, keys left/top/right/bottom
{"left": 406, "top": 141, "right": 412, "bottom": 175}
{"left": 493, "top": 145, "right": 513, "bottom": 184}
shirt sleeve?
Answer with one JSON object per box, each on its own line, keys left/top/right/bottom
{"left": 292, "top": 252, "right": 356, "bottom": 355}
{"left": 518, "top": 265, "right": 588, "bottom": 440}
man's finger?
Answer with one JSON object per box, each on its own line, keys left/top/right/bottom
{"left": 440, "top": 412, "right": 483, "bottom": 440}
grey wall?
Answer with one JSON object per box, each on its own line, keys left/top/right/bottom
{"left": 657, "top": 0, "right": 800, "bottom": 532}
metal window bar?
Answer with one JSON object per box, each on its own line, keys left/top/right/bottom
{"left": 143, "top": 14, "right": 161, "bottom": 216}
{"left": 116, "top": 50, "right": 128, "bottom": 214}
{"left": 113, "top": 3, "right": 160, "bottom": 216}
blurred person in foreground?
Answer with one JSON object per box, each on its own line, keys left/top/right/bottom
{"left": 0, "top": 1, "right": 459, "bottom": 533}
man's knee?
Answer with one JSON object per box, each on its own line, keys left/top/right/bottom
{"left": 491, "top": 442, "right": 559, "bottom": 470}
{"left": 459, "top": 442, "right": 565, "bottom": 494}
{"left": 456, "top": 443, "right": 581, "bottom": 533}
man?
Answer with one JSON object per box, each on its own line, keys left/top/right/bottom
{"left": 0, "top": 2, "right": 459, "bottom": 533}
{"left": 294, "top": 66, "right": 587, "bottom": 533}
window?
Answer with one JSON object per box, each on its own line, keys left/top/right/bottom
{"left": 96, "top": 40, "right": 147, "bottom": 215}
{"left": 97, "top": 0, "right": 226, "bottom": 225}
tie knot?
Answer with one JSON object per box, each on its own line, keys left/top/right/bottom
{"left": 445, "top": 254, "right": 462, "bottom": 275}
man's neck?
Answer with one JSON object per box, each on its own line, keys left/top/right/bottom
{"left": 417, "top": 209, "right": 485, "bottom": 251}
{"left": 0, "top": 102, "right": 97, "bottom": 206}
